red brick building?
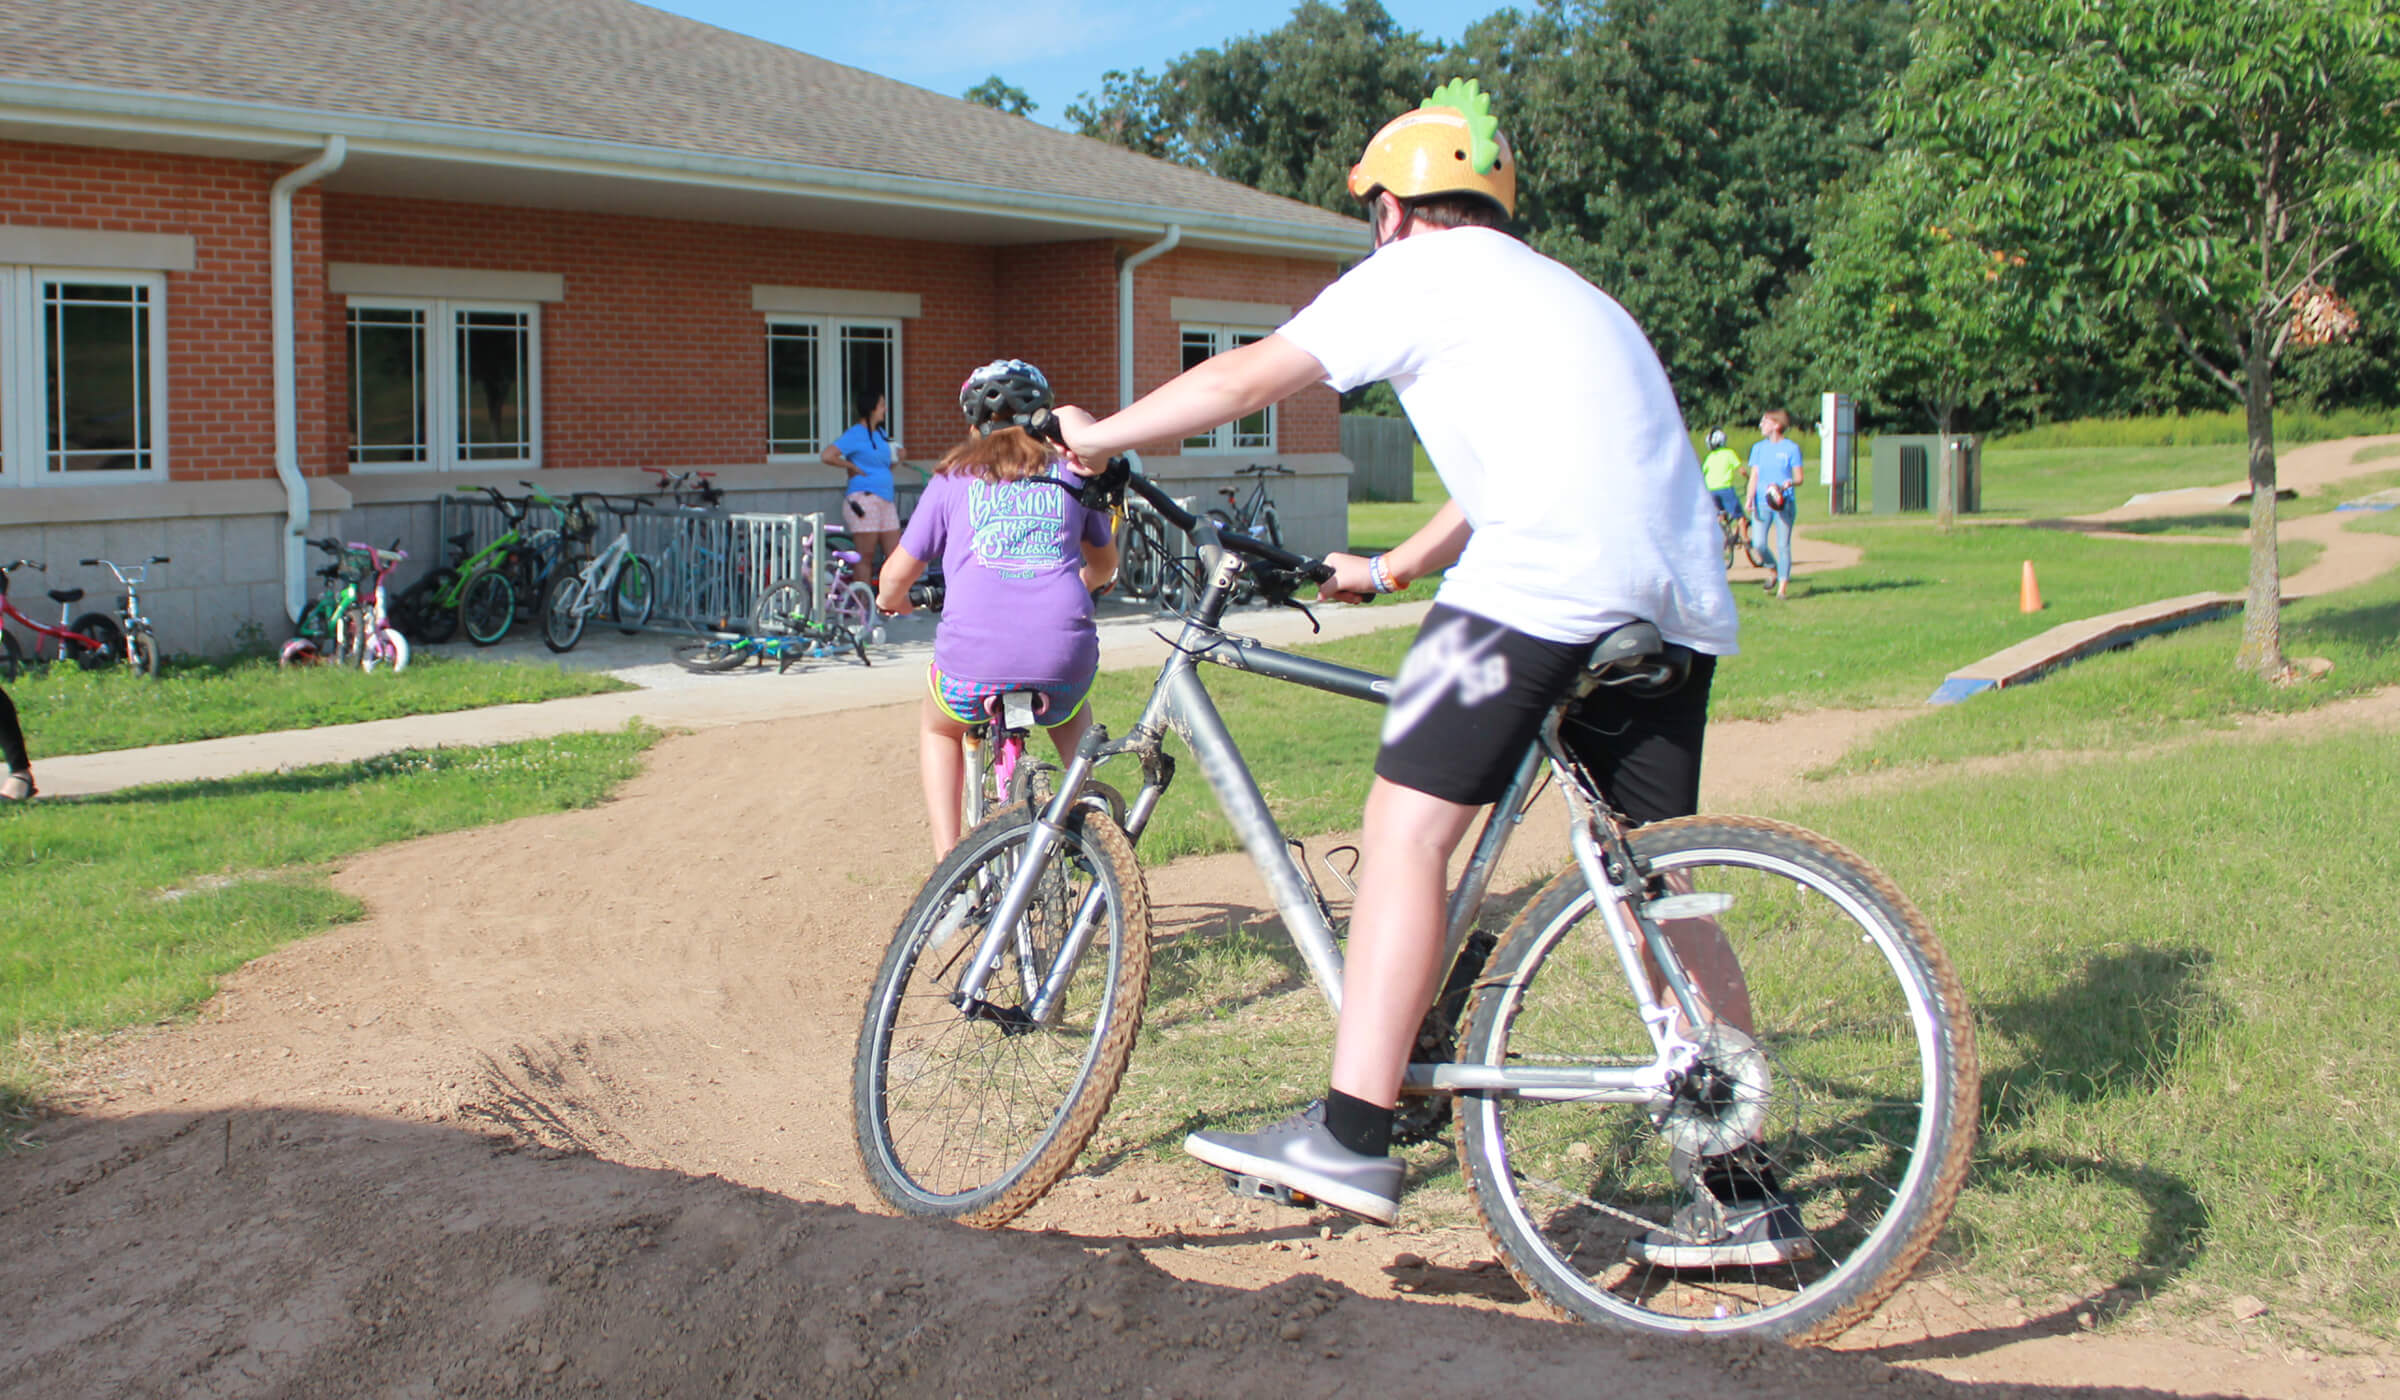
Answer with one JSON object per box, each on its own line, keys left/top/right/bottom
{"left": 0, "top": 0, "right": 1364, "bottom": 649}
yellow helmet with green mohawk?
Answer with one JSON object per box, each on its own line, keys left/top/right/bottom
{"left": 1346, "top": 78, "right": 1516, "bottom": 217}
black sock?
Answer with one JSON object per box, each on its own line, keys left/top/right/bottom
{"left": 1324, "top": 1089, "right": 1393, "bottom": 1158}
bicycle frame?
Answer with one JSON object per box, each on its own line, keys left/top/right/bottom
{"left": 0, "top": 569, "right": 104, "bottom": 659}
{"left": 946, "top": 509, "right": 1709, "bottom": 1110}
{"left": 557, "top": 507, "right": 640, "bottom": 619}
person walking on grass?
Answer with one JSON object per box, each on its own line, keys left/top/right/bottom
{"left": 1054, "top": 81, "right": 1790, "bottom": 1266}
{"left": 1747, "top": 408, "right": 1804, "bottom": 598}
{"left": 823, "top": 389, "right": 903, "bottom": 589}
{"left": 876, "top": 360, "right": 1117, "bottom": 858}
{"left": 0, "top": 684, "right": 34, "bottom": 801}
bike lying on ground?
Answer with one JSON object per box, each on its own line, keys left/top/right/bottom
{"left": 0, "top": 556, "right": 169, "bottom": 678}
{"left": 851, "top": 455, "right": 1976, "bottom": 1343}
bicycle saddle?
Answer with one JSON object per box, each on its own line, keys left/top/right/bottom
{"left": 1579, "top": 620, "right": 1692, "bottom": 697}
{"left": 47, "top": 587, "right": 84, "bottom": 605}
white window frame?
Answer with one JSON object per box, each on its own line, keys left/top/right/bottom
{"left": 0, "top": 266, "right": 171, "bottom": 486}
{"left": 764, "top": 314, "right": 903, "bottom": 462}
{"left": 343, "top": 296, "right": 542, "bottom": 472}
{"left": 1178, "top": 324, "right": 1276, "bottom": 453}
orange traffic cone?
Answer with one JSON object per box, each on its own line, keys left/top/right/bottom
{"left": 2020, "top": 560, "right": 2044, "bottom": 613}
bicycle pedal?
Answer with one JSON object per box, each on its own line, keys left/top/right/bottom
{"left": 1223, "top": 1172, "right": 1316, "bottom": 1209}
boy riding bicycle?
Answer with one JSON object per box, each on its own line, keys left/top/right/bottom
{"left": 1056, "top": 81, "right": 1792, "bottom": 1263}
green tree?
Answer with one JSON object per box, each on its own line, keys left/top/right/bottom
{"left": 1067, "top": 0, "right": 1437, "bottom": 209}
{"left": 1897, "top": 0, "right": 2400, "bottom": 676}
{"left": 1798, "top": 148, "right": 2032, "bottom": 526}
{"left": 962, "top": 75, "right": 1036, "bottom": 118}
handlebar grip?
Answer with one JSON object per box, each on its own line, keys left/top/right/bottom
{"left": 151, "top": 555, "right": 170, "bottom": 564}
{"left": 78, "top": 557, "right": 99, "bottom": 566}
{"left": 907, "top": 580, "right": 945, "bottom": 611}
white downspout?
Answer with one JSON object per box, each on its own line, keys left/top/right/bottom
{"left": 1117, "top": 224, "right": 1181, "bottom": 411}
{"left": 271, "top": 135, "right": 346, "bottom": 621}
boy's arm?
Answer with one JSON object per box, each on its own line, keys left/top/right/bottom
{"left": 1054, "top": 334, "right": 1328, "bottom": 469}
{"left": 876, "top": 546, "right": 928, "bottom": 615}
{"left": 1318, "top": 500, "right": 1471, "bottom": 602}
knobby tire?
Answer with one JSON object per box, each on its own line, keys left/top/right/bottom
{"left": 1455, "top": 815, "right": 1975, "bottom": 1343}
{"left": 853, "top": 802, "right": 1151, "bottom": 1226}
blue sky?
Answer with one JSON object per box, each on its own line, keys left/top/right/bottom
{"left": 639, "top": 1, "right": 1507, "bottom": 130}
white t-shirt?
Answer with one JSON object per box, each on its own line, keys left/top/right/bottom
{"left": 1279, "top": 228, "right": 1739, "bottom": 654}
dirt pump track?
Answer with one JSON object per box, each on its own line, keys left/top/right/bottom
{"left": 14, "top": 699, "right": 2400, "bottom": 1399}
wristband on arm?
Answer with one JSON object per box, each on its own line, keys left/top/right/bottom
{"left": 1369, "top": 553, "right": 1400, "bottom": 594}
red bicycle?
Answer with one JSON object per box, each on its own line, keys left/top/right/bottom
{"left": 1, "top": 559, "right": 127, "bottom": 678}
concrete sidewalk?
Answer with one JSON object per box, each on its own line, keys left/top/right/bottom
{"left": 37, "top": 597, "right": 1434, "bottom": 799}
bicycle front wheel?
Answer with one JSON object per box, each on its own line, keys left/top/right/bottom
{"left": 750, "top": 579, "right": 808, "bottom": 636}
{"left": 541, "top": 574, "right": 589, "bottom": 653}
{"left": 458, "top": 570, "right": 515, "bottom": 646}
{"left": 854, "top": 803, "right": 1151, "bottom": 1226}
{"left": 1457, "top": 815, "right": 1975, "bottom": 1343}
{"left": 612, "top": 556, "right": 656, "bottom": 634}
{"left": 362, "top": 626, "right": 410, "bottom": 673}
{"left": 127, "top": 626, "right": 161, "bottom": 678}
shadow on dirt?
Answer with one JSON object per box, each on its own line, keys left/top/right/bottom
{"left": 1875, "top": 947, "right": 2217, "bottom": 1367}
{"left": 0, "top": 1104, "right": 2233, "bottom": 1399}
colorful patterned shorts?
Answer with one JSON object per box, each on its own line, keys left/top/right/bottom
{"left": 928, "top": 665, "right": 1093, "bottom": 730}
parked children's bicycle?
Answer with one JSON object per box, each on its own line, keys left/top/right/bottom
{"left": 851, "top": 454, "right": 1975, "bottom": 1343}
{"left": 0, "top": 556, "right": 168, "bottom": 678}
{"left": 281, "top": 538, "right": 364, "bottom": 668}
{"left": 391, "top": 483, "right": 568, "bottom": 646}
{"left": 350, "top": 541, "right": 412, "bottom": 673}
{"left": 539, "top": 493, "right": 657, "bottom": 653}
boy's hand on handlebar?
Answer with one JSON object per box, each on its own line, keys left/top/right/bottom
{"left": 1318, "top": 551, "right": 1379, "bottom": 604}
{"left": 1052, "top": 406, "right": 1103, "bottom": 476}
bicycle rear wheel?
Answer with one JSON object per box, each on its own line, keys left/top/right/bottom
{"left": 750, "top": 579, "right": 808, "bottom": 636}
{"left": 669, "top": 639, "right": 753, "bottom": 673}
{"left": 854, "top": 803, "right": 1151, "bottom": 1226}
{"left": 68, "top": 612, "right": 125, "bottom": 671}
{"left": 612, "top": 555, "right": 656, "bottom": 634}
{"left": 1456, "top": 815, "right": 1975, "bottom": 1342}
{"left": 1, "top": 630, "right": 25, "bottom": 680}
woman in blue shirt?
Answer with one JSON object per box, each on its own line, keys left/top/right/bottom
{"left": 1746, "top": 408, "right": 1805, "bottom": 599}
{"left": 822, "top": 390, "right": 902, "bottom": 587}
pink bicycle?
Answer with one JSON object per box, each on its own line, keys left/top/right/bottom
{"left": 280, "top": 541, "right": 410, "bottom": 673}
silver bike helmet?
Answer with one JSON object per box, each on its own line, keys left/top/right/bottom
{"left": 1706, "top": 427, "right": 1727, "bottom": 449}
{"left": 959, "top": 359, "right": 1053, "bottom": 434}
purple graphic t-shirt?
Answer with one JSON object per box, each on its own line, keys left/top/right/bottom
{"left": 900, "top": 465, "right": 1113, "bottom": 686}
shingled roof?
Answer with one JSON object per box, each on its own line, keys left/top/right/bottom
{"left": 0, "top": 0, "right": 1366, "bottom": 253}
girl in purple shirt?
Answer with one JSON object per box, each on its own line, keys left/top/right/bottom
{"left": 876, "top": 360, "right": 1118, "bottom": 855}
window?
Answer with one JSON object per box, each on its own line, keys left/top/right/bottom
{"left": 766, "top": 316, "right": 901, "bottom": 458}
{"left": 0, "top": 268, "right": 170, "bottom": 485}
{"left": 345, "top": 299, "right": 540, "bottom": 470}
{"left": 1179, "top": 325, "right": 1274, "bottom": 452}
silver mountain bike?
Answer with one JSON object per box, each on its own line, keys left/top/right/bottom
{"left": 850, "top": 456, "right": 1976, "bottom": 1342}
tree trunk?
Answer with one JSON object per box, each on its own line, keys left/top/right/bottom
{"left": 1934, "top": 402, "right": 1956, "bottom": 531}
{"left": 2235, "top": 338, "right": 2285, "bottom": 678}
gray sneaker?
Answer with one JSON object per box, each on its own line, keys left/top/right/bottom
{"left": 1183, "top": 1100, "right": 1403, "bottom": 1225}
{"left": 1628, "top": 1191, "right": 1816, "bottom": 1269}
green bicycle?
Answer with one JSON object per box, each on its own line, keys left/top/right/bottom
{"left": 391, "top": 484, "right": 567, "bottom": 646}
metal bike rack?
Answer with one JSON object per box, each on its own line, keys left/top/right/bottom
{"left": 433, "top": 492, "right": 812, "bottom": 636}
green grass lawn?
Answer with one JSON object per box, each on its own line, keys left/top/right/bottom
{"left": 1834, "top": 539, "right": 2400, "bottom": 772}
{"left": 5, "top": 652, "right": 630, "bottom": 758}
{"left": 0, "top": 727, "right": 656, "bottom": 1115}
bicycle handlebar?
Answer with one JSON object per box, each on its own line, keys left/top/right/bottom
{"left": 1106, "top": 455, "right": 1333, "bottom": 586}
{"left": 1235, "top": 463, "right": 1294, "bottom": 477}
{"left": 907, "top": 580, "right": 945, "bottom": 612}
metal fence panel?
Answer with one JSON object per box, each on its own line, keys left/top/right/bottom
{"left": 434, "top": 493, "right": 810, "bottom": 634}
{"left": 1340, "top": 413, "right": 1416, "bottom": 503}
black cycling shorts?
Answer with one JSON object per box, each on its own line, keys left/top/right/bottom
{"left": 1374, "top": 603, "right": 1716, "bottom": 820}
